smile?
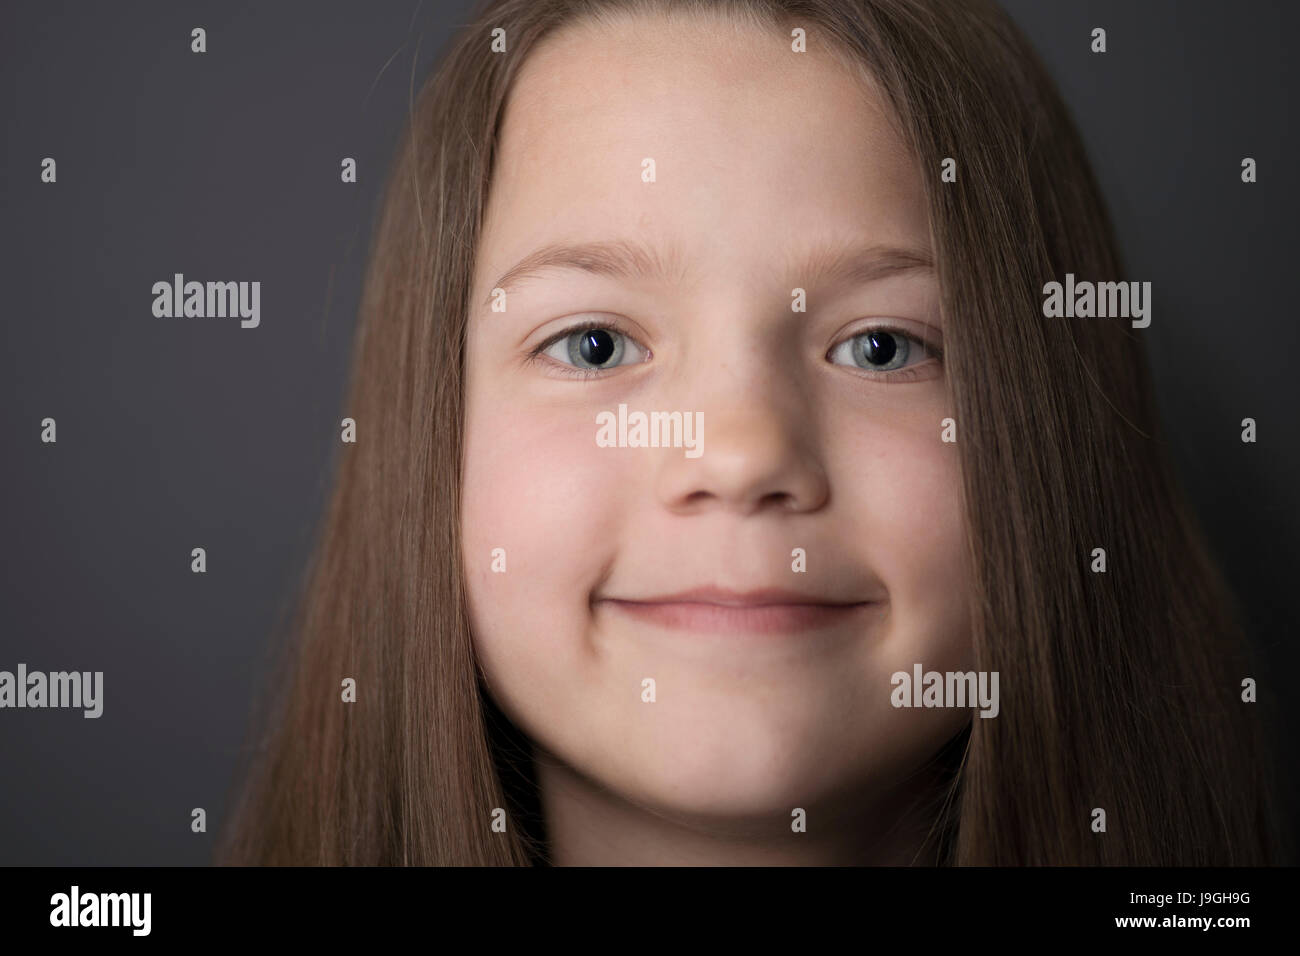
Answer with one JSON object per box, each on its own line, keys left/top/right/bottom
{"left": 596, "top": 587, "right": 880, "bottom": 635}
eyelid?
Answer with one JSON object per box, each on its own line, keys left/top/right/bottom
{"left": 526, "top": 317, "right": 650, "bottom": 377}
{"left": 530, "top": 317, "right": 640, "bottom": 354}
{"left": 832, "top": 319, "right": 944, "bottom": 358}
{"left": 523, "top": 317, "right": 943, "bottom": 381}
{"left": 826, "top": 320, "right": 945, "bottom": 383}
{"left": 529, "top": 318, "right": 939, "bottom": 356}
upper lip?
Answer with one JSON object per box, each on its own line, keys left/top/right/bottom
{"left": 601, "top": 586, "right": 874, "bottom": 607}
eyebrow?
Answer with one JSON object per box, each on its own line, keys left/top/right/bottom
{"left": 482, "top": 236, "right": 933, "bottom": 309}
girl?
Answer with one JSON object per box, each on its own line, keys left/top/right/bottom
{"left": 218, "top": 0, "right": 1284, "bottom": 865}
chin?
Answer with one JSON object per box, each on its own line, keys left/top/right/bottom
{"left": 621, "top": 726, "right": 854, "bottom": 821}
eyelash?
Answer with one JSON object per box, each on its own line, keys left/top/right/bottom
{"left": 526, "top": 318, "right": 644, "bottom": 380}
{"left": 835, "top": 325, "right": 945, "bottom": 384}
{"left": 526, "top": 319, "right": 944, "bottom": 382}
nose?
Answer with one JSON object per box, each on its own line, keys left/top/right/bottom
{"left": 655, "top": 379, "right": 829, "bottom": 517}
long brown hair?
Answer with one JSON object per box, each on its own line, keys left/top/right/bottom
{"left": 216, "top": 0, "right": 1285, "bottom": 865}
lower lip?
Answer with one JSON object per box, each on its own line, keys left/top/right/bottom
{"left": 599, "top": 599, "right": 876, "bottom": 635}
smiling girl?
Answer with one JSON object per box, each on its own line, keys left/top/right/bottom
{"left": 218, "top": 0, "right": 1282, "bottom": 865}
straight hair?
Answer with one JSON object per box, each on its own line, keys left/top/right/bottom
{"left": 217, "top": 0, "right": 1285, "bottom": 865}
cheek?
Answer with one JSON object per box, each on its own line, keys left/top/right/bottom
{"left": 834, "top": 403, "right": 970, "bottom": 659}
{"left": 459, "top": 377, "right": 627, "bottom": 739}
{"left": 828, "top": 405, "right": 975, "bottom": 777}
{"left": 871, "top": 432, "right": 969, "bottom": 659}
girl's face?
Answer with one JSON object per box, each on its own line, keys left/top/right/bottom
{"left": 462, "top": 13, "right": 973, "bottom": 833}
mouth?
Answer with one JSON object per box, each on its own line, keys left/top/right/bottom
{"left": 595, "top": 586, "right": 882, "bottom": 635}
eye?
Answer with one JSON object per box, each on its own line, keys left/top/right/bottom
{"left": 534, "top": 322, "right": 649, "bottom": 373}
{"left": 827, "top": 326, "right": 941, "bottom": 378}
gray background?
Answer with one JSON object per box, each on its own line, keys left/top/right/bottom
{"left": 1, "top": 0, "right": 1295, "bottom": 865}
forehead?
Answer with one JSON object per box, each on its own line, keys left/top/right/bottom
{"left": 476, "top": 11, "right": 929, "bottom": 291}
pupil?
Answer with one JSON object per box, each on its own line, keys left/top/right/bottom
{"left": 864, "top": 331, "right": 896, "bottom": 365}
{"left": 579, "top": 329, "right": 615, "bottom": 365}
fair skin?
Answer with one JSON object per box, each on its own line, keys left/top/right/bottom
{"left": 462, "top": 11, "right": 973, "bottom": 865}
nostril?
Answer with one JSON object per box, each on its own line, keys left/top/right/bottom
{"left": 761, "top": 491, "right": 797, "bottom": 510}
